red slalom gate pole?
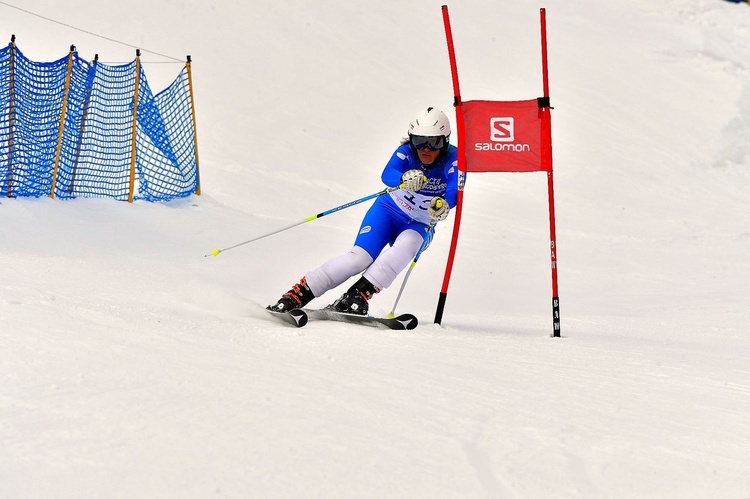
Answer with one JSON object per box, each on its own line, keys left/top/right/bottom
{"left": 540, "top": 8, "right": 561, "bottom": 337}
{"left": 434, "top": 4, "right": 466, "bottom": 325}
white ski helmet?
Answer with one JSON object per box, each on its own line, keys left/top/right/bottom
{"left": 408, "top": 107, "right": 451, "bottom": 138}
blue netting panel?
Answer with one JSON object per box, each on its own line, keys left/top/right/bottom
{"left": 135, "top": 66, "right": 198, "bottom": 201}
{"left": 1, "top": 47, "right": 68, "bottom": 197}
{"left": 0, "top": 45, "right": 10, "bottom": 195}
{"left": 54, "top": 55, "right": 97, "bottom": 199}
{"left": 0, "top": 44, "right": 199, "bottom": 202}
{"left": 60, "top": 60, "right": 137, "bottom": 200}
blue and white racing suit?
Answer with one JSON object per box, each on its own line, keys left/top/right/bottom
{"left": 355, "top": 143, "right": 458, "bottom": 259}
{"left": 305, "top": 143, "right": 459, "bottom": 297}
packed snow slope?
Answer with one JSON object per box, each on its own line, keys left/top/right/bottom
{"left": 1, "top": 0, "right": 749, "bottom": 497}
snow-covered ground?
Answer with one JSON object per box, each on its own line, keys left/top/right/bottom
{"left": 1, "top": 0, "right": 749, "bottom": 497}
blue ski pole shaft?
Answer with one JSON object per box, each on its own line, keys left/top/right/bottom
{"left": 207, "top": 185, "right": 401, "bottom": 257}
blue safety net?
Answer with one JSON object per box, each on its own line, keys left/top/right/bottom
{"left": 0, "top": 44, "right": 199, "bottom": 201}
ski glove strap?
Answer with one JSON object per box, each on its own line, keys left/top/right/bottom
{"left": 428, "top": 196, "right": 449, "bottom": 222}
{"left": 401, "top": 169, "right": 427, "bottom": 191}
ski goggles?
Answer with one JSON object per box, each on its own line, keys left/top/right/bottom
{"left": 410, "top": 135, "right": 445, "bottom": 151}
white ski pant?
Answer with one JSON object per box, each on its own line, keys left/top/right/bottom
{"left": 305, "top": 229, "right": 424, "bottom": 298}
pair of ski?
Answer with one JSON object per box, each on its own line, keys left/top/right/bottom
{"left": 267, "top": 306, "right": 418, "bottom": 330}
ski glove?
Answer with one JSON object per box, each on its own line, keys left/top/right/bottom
{"left": 401, "top": 169, "right": 427, "bottom": 191}
{"left": 428, "top": 196, "right": 449, "bottom": 222}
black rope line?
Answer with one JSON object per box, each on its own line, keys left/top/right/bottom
{"left": 0, "top": 0, "right": 184, "bottom": 62}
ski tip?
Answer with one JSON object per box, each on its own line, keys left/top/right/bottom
{"left": 288, "top": 308, "right": 308, "bottom": 327}
{"left": 394, "top": 313, "right": 418, "bottom": 330}
{"left": 266, "top": 306, "right": 308, "bottom": 327}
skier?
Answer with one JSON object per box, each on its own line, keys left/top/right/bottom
{"left": 269, "top": 107, "right": 459, "bottom": 316}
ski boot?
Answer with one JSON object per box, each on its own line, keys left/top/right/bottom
{"left": 331, "top": 276, "right": 379, "bottom": 316}
{"left": 269, "top": 277, "right": 315, "bottom": 313}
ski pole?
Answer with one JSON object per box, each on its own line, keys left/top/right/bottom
{"left": 206, "top": 185, "right": 402, "bottom": 257}
{"left": 387, "top": 221, "right": 435, "bottom": 318}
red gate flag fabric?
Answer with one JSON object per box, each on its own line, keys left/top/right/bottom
{"left": 461, "top": 99, "right": 552, "bottom": 173}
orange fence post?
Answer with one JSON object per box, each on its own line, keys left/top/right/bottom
{"left": 6, "top": 35, "right": 17, "bottom": 198}
{"left": 127, "top": 49, "right": 141, "bottom": 203}
{"left": 51, "top": 45, "right": 76, "bottom": 199}
{"left": 186, "top": 55, "right": 201, "bottom": 195}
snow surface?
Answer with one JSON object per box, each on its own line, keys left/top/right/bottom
{"left": 2, "top": 0, "right": 750, "bottom": 497}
